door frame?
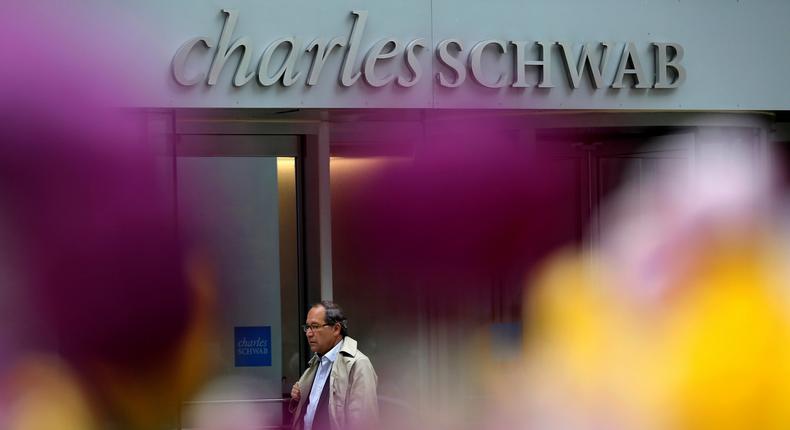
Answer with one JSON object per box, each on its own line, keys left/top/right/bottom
{"left": 145, "top": 108, "right": 332, "bottom": 376}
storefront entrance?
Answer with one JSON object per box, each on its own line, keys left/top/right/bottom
{"left": 174, "top": 134, "right": 301, "bottom": 428}
{"left": 140, "top": 110, "right": 333, "bottom": 428}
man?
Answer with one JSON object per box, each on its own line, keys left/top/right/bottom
{"left": 290, "top": 301, "right": 378, "bottom": 430}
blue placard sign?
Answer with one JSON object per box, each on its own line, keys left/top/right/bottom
{"left": 235, "top": 326, "right": 272, "bottom": 367}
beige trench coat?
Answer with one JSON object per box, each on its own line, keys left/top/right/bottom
{"left": 290, "top": 337, "right": 378, "bottom": 430}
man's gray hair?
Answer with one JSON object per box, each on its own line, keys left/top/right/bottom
{"left": 314, "top": 300, "right": 348, "bottom": 337}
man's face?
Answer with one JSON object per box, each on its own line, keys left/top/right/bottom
{"left": 305, "top": 305, "right": 341, "bottom": 355}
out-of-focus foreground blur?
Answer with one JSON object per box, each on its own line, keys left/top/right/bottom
{"left": 5, "top": 2, "right": 790, "bottom": 430}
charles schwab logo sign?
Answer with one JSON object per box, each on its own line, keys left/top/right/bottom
{"left": 173, "top": 9, "right": 685, "bottom": 91}
{"left": 234, "top": 326, "right": 272, "bottom": 367}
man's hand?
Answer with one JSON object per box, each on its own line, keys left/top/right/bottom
{"left": 291, "top": 382, "right": 301, "bottom": 401}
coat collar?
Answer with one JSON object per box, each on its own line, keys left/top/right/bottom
{"left": 339, "top": 336, "right": 358, "bottom": 357}
{"left": 308, "top": 336, "right": 358, "bottom": 366}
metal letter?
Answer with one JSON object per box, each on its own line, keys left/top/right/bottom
{"left": 305, "top": 37, "right": 346, "bottom": 86}
{"left": 363, "top": 38, "right": 402, "bottom": 87}
{"left": 653, "top": 42, "right": 686, "bottom": 89}
{"left": 469, "top": 40, "right": 508, "bottom": 88}
{"left": 208, "top": 9, "right": 256, "bottom": 87}
{"left": 258, "top": 37, "right": 302, "bottom": 87}
{"left": 436, "top": 39, "right": 466, "bottom": 88}
{"left": 397, "top": 38, "right": 426, "bottom": 87}
{"left": 340, "top": 11, "right": 368, "bottom": 87}
{"left": 611, "top": 42, "right": 650, "bottom": 89}
{"left": 557, "top": 42, "right": 611, "bottom": 89}
{"left": 172, "top": 37, "right": 214, "bottom": 86}
{"left": 512, "top": 41, "right": 554, "bottom": 88}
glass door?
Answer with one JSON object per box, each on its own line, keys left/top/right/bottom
{"left": 174, "top": 134, "right": 303, "bottom": 430}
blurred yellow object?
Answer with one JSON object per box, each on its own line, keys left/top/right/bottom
{"left": 523, "top": 229, "right": 790, "bottom": 429}
{"left": 661, "top": 232, "right": 790, "bottom": 430}
{"left": 5, "top": 356, "right": 99, "bottom": 430}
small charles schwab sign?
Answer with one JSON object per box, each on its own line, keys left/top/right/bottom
{"left": 234, "top": 326, "right": 272, "bottom": 367}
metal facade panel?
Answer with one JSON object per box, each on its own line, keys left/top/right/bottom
{"left": 81, "top": 0, "right": 790, "bottom": 110}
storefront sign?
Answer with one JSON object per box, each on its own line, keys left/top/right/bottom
{"left": 173, "top": 9, "right": 685, "bottom": 91}
{"left": 93, "top": 0, "right": 790, "bottom": 109}
{"left": 234, "top": 326, "right": 272, "bottom": 367}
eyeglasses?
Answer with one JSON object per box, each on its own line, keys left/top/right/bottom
{"left": 302, "top": 323, "right": 333, "bottom": 333}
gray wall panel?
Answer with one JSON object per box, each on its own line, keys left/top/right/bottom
{"left": 82, "top": 0, "right": 790, "bottom": 110}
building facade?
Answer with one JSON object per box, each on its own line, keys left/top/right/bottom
{"left": 79, "top": 0, "right": 790, "bottom": 426}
